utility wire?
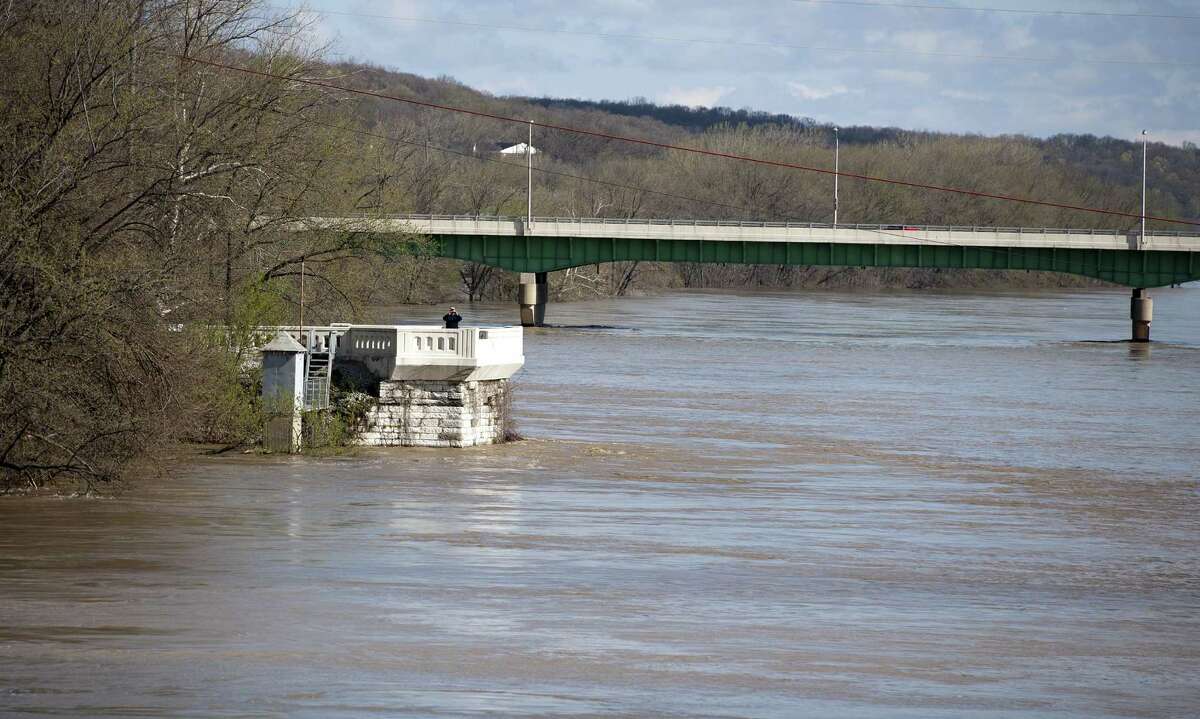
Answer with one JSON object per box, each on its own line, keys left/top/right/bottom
{"left": 223, "top": 99, "right": 782, "bottom": 219}
{"left": 189, "top": 91, "right": 1187, "bottom": 275}
{"left": 270, "top": 5, "right": 1198, "bottom": 68}
{"left": 289, "top": 110, "right": 1107, "bottom": 262}
{"left": 207, "top": 96, "right": 1183, "bottom": 268}
{"left": 170, "top": 53, "right": 1200, "bottom": 229}
{"left": 790, "top": 0, "right": 1200, "bottom": 21}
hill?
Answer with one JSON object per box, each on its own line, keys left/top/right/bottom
{"left": 333, "top": 64, "right": 1199, "bottom": 228}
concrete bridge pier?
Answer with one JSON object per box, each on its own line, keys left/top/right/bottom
{"left": 1131, "top": 288, "right": 1153, "bottom": 342}
{"left": 518, "top": 271, "right": 548, "bottom": 327}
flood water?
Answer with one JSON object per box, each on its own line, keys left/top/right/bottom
{"left": 2, "top": 288, "right": 1198, "bottom": 718}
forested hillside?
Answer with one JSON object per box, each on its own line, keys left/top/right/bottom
{"left": 1037, "top": 134, "right": 1199, "bottom": 222}
{"left": 523, "top": 95, "right": 1200, "bottom": 222}
{"left": 332, "top": 63, "right": 1198, "bottom": 231}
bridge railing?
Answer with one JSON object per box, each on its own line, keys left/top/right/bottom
{"left": 335, "top": 213, "right": 1200, "bottom": 238}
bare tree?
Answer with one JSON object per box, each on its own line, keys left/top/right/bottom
{"left": 0, "top": 0, "right": 425, "bottom": 488}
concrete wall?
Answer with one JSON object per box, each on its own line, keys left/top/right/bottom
{"left": 357, "top": 379, "right": 511, "bottom": 448}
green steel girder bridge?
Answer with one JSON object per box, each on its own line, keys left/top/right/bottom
{"left": 304, "top": 214, "right": 1200, "bottom": 338}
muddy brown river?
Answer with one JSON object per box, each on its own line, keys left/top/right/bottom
{"left": 2, "top": 288, "right": 1198, "bottom": 717}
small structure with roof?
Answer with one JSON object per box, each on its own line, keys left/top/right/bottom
{"left": 259, "top": 331, "right": 307, "bottom": 452}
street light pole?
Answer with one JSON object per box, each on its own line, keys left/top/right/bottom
{"left": 527, "top": 120, "right": 533, "bottom": 228}
{"left": 1131, "top": 130, "right": 1153, "bottom": 342}
{"left": 1141, "top": 129, "right": 1148, "bottom": 248}
{"left": 833, "top": 126, "right": 840, "bottom": 227}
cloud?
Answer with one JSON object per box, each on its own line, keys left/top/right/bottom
{"left": 1052, "top": 65, "right": 1100, "bottom": 86}
{"left": 941, "top": 89, "right": 990, "bottom": 102}
{"left": 1152, "top": 69, "right": 1200, "bottom": 110}
{"left": 891, "top": 31, "right": 943, "bottom": 55}
{"left": 657, "top": 85, "right": 734, "bottom": 107}
{"left": 876, "top": 69, "right": 930, "bottom": 87}
{"left": 1000, "top": 22, "right": 1036, "bottom": 52}
{"left": 479, "top": 74, "right": 538, "bottom": 97}
{"left": 307, "top": 0, "right": 1200, "bottom": 141}
{"left": 787, "top": 82, "right": 852, "bottom": 101}
{"left": 865, "top": 29, "right": 983, "bottom": 57}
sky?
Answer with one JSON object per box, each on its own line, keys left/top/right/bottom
{"left": 293, "top": 0, "right": 1200, "bottom": 146}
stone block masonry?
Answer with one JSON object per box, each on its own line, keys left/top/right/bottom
{"left": 357, "top": 379, "right": 511, "bottom": 448}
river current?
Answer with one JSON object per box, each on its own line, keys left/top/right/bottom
{"left": 2, "top": 288, "right": 1198, "bottom": 718}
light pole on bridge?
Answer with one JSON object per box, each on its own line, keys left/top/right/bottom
{"left": 1141, "top": 129, "right": 1148, "bottom": 247}
{"left": 833, "top": 126, "right": 840, "bottom": 227}
{"left": 519, "top": 119, "right": 547, "bottom": 327}
{"left": 527, "top": 120, "right": 534, "bottom": 228}
{"left": 1131, "top": 129, "right": 1153, "bottom": 342}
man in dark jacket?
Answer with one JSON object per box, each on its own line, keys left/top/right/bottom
{"left": 442, "top": 307, "right": 462, "bottom": 329}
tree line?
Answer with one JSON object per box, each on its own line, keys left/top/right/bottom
{"left": 0, "top": 0, "right": 430, "bottom": 489}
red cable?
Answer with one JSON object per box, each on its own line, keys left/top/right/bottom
{"left": 176, "top": 54, "right": 1200, "bottom": 229}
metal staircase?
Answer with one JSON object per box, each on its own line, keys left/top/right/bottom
{"left": 301, "top": 330, "right": 335, "bottom": 411}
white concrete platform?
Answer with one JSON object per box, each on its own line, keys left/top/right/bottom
{"left": 267, "top": 324, "right": 524, "bottom": 382}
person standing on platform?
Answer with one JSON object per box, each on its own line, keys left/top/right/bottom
{"left": 442, "top": 307, "right": 462, "bottom": 329}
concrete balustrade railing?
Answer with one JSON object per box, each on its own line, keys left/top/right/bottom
{"left": 257, "top": 324, "right": 524, "bottom": 382}
{"left": 261, "top": 324, "right": 349, "bottom": 353}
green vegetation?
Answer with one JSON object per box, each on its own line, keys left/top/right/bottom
{"left": 2, "top": 0, "right": 1194, "bottom": 489}
{"left": 0, "top": 1, "right": 423, "bottom": 488}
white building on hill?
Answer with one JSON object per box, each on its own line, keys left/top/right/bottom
{"left": 497, "top": 142, "right": 538, "bottom": 155}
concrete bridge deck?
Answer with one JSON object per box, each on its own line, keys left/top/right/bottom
{"left": 307, "top": 214, "right": 1200, "bottom": 252}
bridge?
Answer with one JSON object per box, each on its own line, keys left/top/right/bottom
{"left": 300, "top": 214, "right": 1200, "bottom": 340}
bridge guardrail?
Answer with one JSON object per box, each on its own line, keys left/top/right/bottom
{"left": 330, "top": 213, "right": 1200, "bottom": 238}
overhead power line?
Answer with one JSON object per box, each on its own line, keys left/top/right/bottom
{"left": 172, "top": 54, "right": 1200, "bottom": 228}
{"left": 218, "top": 97, "right": 1104, "bottom": 260}
{"left": 271, "top": 5, "right": 1198, "bottom": 68}
{"left": 230, "top": 100, "right": 781, "bottom": 218}
{"left": 790, "top": 0, "right": 1200, "bottom": 21}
